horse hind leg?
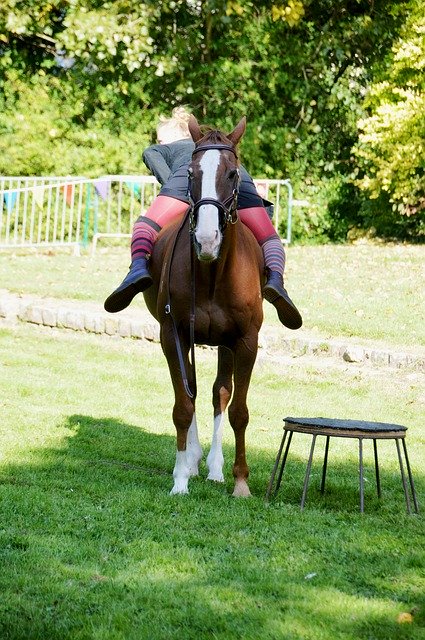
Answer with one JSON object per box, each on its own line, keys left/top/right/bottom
{"left": 229, "top": 333, "right": 259, "bottom": 497}
{"left": 207, "top": 346, "right": 233, "bottom": 483}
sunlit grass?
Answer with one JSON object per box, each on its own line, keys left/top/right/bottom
{"left": 286, "top": 243, "right": 424, "bottom": 347}
{"left": 0, "top": 243, "right": 424, "bottom": 347}
{"left": 0, "top": 324, "right": 424, "bottom": 639}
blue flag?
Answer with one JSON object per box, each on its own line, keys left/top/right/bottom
{"left": 3, "top": 191, "right": 17, "bottom": 213}
{"left": 125, "top": 181, "right": 141, "bottom": 198}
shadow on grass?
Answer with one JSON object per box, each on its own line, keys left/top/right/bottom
{"left": 0, "top": 414, "right": 424, "bottom": 640}
{"left": 265, "top": 455, "right": 421, "bottom": 516}
{"left": 65, "top": 413, "right": 177, "bottom": 482}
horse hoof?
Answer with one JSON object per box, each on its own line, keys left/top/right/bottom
{"left": 232, "top": 480, "right": 251, "bottom": 497}
{"left": 170, "top": 483, "right": 189, "bottom": 495}
{"left": 207, "top": 472, "right": 225, "bottom": 483}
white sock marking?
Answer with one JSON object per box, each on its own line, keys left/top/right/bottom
{"left": 207, "top": 412, "right": 225, "bottom": 482}
{"left": 171, "top": 450, "right": 190, "bottom": 495}
{"left": 186, "top": 414, "right": 203, "bottom": 476}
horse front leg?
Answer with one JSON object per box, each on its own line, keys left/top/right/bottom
{"left": 161, "top": 322, "right": 202, "bottom": 495}
{"left": 171, "top": 403, "right": 200, "bottom": 495}
{"left": 228, "top": 332, "right": 259, "bottom": 497}
{"left": 207, "top": 346, "right": 234, "bottom": 482}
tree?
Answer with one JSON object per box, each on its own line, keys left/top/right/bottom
{"left": 0, "top": 0, "right": 421, "bottom": 240}
{"left": 352, "top": 0, "right": 424, "bottom": 233}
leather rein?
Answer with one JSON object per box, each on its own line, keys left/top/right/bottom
{"left": 165, "top": 142, "right": 241, "bottom": 400}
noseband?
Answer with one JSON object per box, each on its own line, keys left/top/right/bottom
{"left": 188, "top": 144, "right": 240, "bottom": 230}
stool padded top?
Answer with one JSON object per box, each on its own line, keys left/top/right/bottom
{"left": 284, "top": 416, "right": 407, "bottom": 433}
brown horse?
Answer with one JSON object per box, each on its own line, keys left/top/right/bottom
{"left": 143, "top": 115, "right": 264, "bottom": 496}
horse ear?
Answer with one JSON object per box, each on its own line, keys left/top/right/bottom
{"left": 188, "top": 115, "right": 203, "bottom": 142}
{"left": 227, "top": 116, "right": 246, "bottom": 146}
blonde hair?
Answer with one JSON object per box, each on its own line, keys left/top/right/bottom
{"left": 157, "top": 106, "right": 191, "bottom": 140}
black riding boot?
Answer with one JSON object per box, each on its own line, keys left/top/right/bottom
{"left": 264, "top": 271, "right": 303, "bottom": 330}
{"left": 104, "top": 257, "right": 153, "bottom": 313}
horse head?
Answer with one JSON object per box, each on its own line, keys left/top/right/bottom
{"left": 188, "top": 115, "right": 246, "bottom": 262}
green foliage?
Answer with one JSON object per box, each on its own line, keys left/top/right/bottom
{"left": 57, "top": 2, "right": 154, "bottom": 74}
{"left": 352, "top": 2, "right": 425, "bottom": 234}
{"left": 0, "top": 0, "right": 423, "bottom": 241}
{"left": 0, "top": 73, "right": 152, "bottom": 175}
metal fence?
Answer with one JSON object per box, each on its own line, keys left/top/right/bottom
{"left": 90, "top": 175, "right": 160, "bottom": 254}
{"left": 0, "top": 175, "right": 293, "bottom": 253}
{"left": 0, "top": 176, "right": 85, "bottom": 252}
{"left": 253, "top": 178, "right": 293, "bottom": 244}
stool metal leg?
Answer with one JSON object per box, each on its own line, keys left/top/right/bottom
{"left": 275, "top": 430, "right": 293, "bottom": 495}
{"left": 301, "top": 434, "right": 317, "bottom": 510}
{"left": 359, "top": 438, "right": 364, "bottom": 513}
{"left": 320, "top": 435, "right": 330, "bottom": 494}
{"left": 265, "top": 430, "right": 288, "bottom": 501}
{"left": 396, "top": 438, "right": 412, "bottom": 514}
{"left": 373, "top": 439, "right": 381, "bottom": 498}
{"left": 402, "top": 439, "right": 419, "bottom": 513}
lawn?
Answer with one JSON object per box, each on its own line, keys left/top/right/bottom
{"left": 0, "top": 322, "right": 424, "bottom": 640}
{"left": 0, "top": 243, "right": 424, "bottom": 347}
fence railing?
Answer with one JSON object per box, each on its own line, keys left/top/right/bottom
{"left": 253, "top": 178, "right": 293, "bottom": 244}
{"left": 90, "top": 175, "right": 160, "bottom": 254}
{"left": 0, "top": 175, "right": 294, "bottom": 252}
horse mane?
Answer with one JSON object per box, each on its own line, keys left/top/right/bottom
{"left": 197, "top": 127, "right": 233, "bottom": 148}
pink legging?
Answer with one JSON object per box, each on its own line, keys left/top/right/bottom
{"left": 143, "top": 196, "right": 276, "bottom": 244}
{"left": 132, "top": 196, "right": 284, "bottom": 273}
{"left": 238, "top": 207, "right": 276, "bottom": 244}
{"left": 143, "top": 195, "right": 189, "bottom": 227}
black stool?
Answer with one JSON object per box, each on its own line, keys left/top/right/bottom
{"left": 266, "top": 417, "right": 419, "bottom": 513}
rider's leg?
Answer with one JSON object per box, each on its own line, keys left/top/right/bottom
{"left": 238, "top": 206, "right": 302, "bottom": 330}
{"left": 104, "top": 196, "right": 188, "bottom": 313}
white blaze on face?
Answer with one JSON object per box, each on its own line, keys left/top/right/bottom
{"left": 195, "top": 149, "right": 222, "bottom": 260}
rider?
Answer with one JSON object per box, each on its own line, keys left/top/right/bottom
{"left": 104, "top": 107, "right": 302, "bottom": 330}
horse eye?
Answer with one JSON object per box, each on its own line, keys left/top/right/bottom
{"left": 228, "top": 169, "right": 237, "bottom": 180}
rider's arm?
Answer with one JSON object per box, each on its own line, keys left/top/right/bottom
{"left": 142, "top": 145, "right": 172, "bottom": 186}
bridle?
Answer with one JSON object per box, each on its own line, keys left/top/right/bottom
{"left": 187, "top": 143, "right": 240, "bottom": 231}
{"left": 165, "top": 142, "right": 241, "bottom": 400}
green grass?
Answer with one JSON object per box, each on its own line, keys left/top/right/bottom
{"left": 0, "top": 324, "right": 424, "bottom": 639}
{"left": 0, "top": 243, "right": 424, "bottom": 347}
